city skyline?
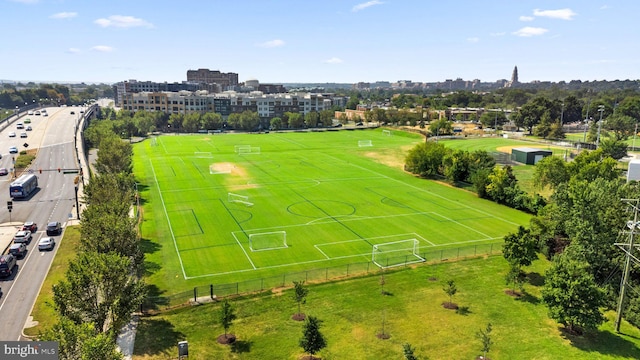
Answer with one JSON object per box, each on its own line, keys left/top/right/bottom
{"left": 2, "top": 0, "right": 638, "bottom": 84}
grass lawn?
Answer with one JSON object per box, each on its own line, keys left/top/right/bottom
{"left": 133, "top": 130, "right": 532, "bottom": 300}
{"left": 24, "top": 226, "right": 81, "bottom": 337}
{"left": 133, "top": 255, "right": 640, "bottom": 360}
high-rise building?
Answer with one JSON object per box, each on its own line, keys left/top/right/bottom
{"left": 186, "top": 68, "right": 239, "bottom": 90}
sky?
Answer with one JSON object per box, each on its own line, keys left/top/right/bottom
{"left": 1, "top": 0, "right": 638, "bottom": 84}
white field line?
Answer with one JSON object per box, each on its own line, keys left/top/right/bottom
{"left": 326, "top": 154, "right": 522, "bottom": 227}
{"left": 428, "top": 237, "right": 503, "bottom": 247}
{"left": 158, "top": 136, "right": 169, "bottom": 154}
{"left": 149, "top": 159, "right": 187, "bottom": 279}
{"left": 231, "top": 232, "right": 257, "bottom": 269}
{"left": 430, "top": 212, "right": 491, "bottom": 238}
{"left": 314, "top": 245, "right": 330, "bottom": 259}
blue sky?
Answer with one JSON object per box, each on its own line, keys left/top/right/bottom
{"left": 1, "top": 0, "right": 638, "bottom": 84}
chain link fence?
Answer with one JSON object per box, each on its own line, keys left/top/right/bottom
{"left": 141, "top": 242, "right": 501, "bottom": 313}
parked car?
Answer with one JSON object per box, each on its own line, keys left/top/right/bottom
{"left": 9, "top": 146, "right": 18, "bottom": 154}
{"left": 22, "top": 221, "right": 37, "bottom": 232}
{"left": 0, "top": 168, "right": 8, "bottom": 176}
{"left": 0, "top": 254, "right": 17, "bottom": 277}
{"left": 38, "top": 237, "right": 55, "bottom": 251}
{"left": 13, "top": 230, "right": 32, "bottom": 244}
{"left": 8, "top": 243, "right": 27, "bottom": 258}
{"left": 46, "top": 221, "right": 62, "bottom": 236}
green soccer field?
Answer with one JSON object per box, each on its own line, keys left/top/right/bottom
{"left": 133, "top": 129, "right": 531, "bottom": 290}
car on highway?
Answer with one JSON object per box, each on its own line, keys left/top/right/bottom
{"left": 38, "top": 237, "right": 55, "bottom": 251}
{"left": 46, "top": 222, "right": 62, "bottom": 236}
{"left": 43, "top": 113, "right": 48, "bottom": 117}
{"left": 23, "top": 118, "right": 31, "bottom": 123}
{"left": 27, "top": 110, "right": 33, "bottom": 115}
{"left": 8, "top": 132, "right": 15, "bottom": 137}
{"left": 8, "top": 243, "right": 27, "bottom": 258}
{"left": 13, "top": 230, "right": 32, "bottom": 244}
{"left": 26, "top": 125, "right": 32, "bottom": 131}
{"left": 20, "top": 133, "right": 27, "bottom": 138}
{"left": 0, "top": 168, "right": 8, "bottom": 176}
{"left": 22, "top": 221, "right": 37, "bottom": 232}
{"left": 0, "top": 254, "right": 17, "bottom": 277}
{"left": 16, "top": 123, "right": 24, "bottom": 129}
{"left": 70, "top": 111, "right": 75, "bottom": 115}
{"left": 9, "top": 146, "right": 18, "bottom": 154}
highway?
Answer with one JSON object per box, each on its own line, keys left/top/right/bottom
{"left": 0, "top": 105, "right": 84, "bottom": 340}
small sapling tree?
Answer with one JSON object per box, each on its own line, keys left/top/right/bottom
{"left": 477, "top": 323, "right": 492, "bottom": 359}
{"left": 217, "top": 299, "right": 237, "bottom": 344}
{"left": 443, "top": 280, "right": 458, "bottom": 309}
{"left": 403, "top": 342, "right": 418, "bottom": 360}
{"left": 292, "top": 280, "right": 309, "bottom": 321}
{"left": 379, "top": 274, "right": 386, "bottom": 295}
{"left": 299, "top": 316, "right": 327, "bottom": 360}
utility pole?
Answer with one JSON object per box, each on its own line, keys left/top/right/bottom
{"left": 596, "top": 105, "right": 605, "bottom": 148}
{"left": 615, "top": 199, "right": 640, "bottom": 332}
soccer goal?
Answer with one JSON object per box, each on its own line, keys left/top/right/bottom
{"left": 194, "top": 152, "right": 213, "bottom": 158}
{"left": 249, "top": 231, "right": 287, "bottom": 251}
{"left": 235, "top": 145, "right": 261, "bottom": 155}
{"left": 150, "top": 137, "right": 158, "bottom": 146}
{"left": 228, "top": 192, "right": 253, "bottom": 206}
{"left": 382, "top": 130, "right": 392, "bottom": 136}
{"left": 372, "top": 239, "right": 425, "bottom": 269}
{"left": 358, "top": 140, "right": 373, "bottom": 147}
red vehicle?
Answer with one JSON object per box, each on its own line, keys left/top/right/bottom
{"left": 22, "top": 221, "right": 37, "bottom": 232}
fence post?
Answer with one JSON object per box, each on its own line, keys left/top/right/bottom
{"left": 367, "top": 262, "right": 370, "bottom": 273}
{"left": 306, "top": 271, "right": 308, "bottom": 282}
{"left": 210, "top": 284, "right": 213, "bottom": 299}
{"left": 236, "top": 282, "right": 239, "bottom": 295}
{"left": 326, "top": 268, "right": 328, "bottom": 281}
{"left": 490, "top": 243, "right": 493, "bottom": 254}
{"left": 441, "top": 250, "right": 443, "bottom": 260}
{"left": 283, "top": 274, "right": 286, "bottom": 287}
{"left": 193, "top": 287, "right": 197, "bottom": 302}
{"left": 474, "top": 245, "right": 477, "bottom": 256}
{"left": 261, "top": 278, "right": 264, "bottom": 291}
{"left": 457, "top": 247, "right": 460, "bottom": 258}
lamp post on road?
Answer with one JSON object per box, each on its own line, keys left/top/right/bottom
{"left": 596, "top": 105, "right": 605, "bottom": 148}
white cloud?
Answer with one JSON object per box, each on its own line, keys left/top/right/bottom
{"left": 513, "top": 27, "right": 548, "bottom": 37}
{"left": 352, "top": 0, "right": 383, "bottom": 12}
{"left": 519, "top": 15, "right": 534, "bottom": 22}
{"left": 94, "top": 15, "right": 153, "bottom": 28}
{"left": 91, "top": 45, "right": 114, "bottom": 52}
{"left": 324, "top": 57, "right": 343, "bottom": 64}
{"left": 257, "top": 39, "right": 285, "bottom": 48}
{"left": 533, "top": 8, "right": 577, "bottom": 20}
{"left": 67, "top": 48, "right": 81, "bottom": 54}
{"left": 50, "top": 12, "right": 78, "bottom": 19}
{"left": 467, "top": 37, "right": 479, "bottom": 43}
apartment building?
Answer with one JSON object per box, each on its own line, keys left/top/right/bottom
{"left": 186, "top": 68, "right": 239, "bottom": 90}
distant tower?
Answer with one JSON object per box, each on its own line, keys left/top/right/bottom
{"left": 506, "top": 66, "right": 519, "bottom": 88}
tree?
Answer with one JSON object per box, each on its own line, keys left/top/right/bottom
{"left": 404, "top": 142, "right": 447, "bottom": 178}
{"left": 201, "top": 112, "right": 223, "bottom": 130}
{"left": 304, "top": 111, "right": 320, "bottom": 128}
{"left": 599, "top": 138, "right": 628, "bottom": 160}
{"left": 476, "top": 323, "right": 492, "bottom": 360}
{"left": 505, "top": 264, "right": 525, "bottom": 295}
{"left": 40, "top": 317, "right": 123, "bottom": 360}
{"left": 533, "top": 156, "right": 569, "bottom": 190}
{"left": 299, "top": 316, "right": 327, "bottom": 359}
{"left": 443, "top": 149, "right": 471, "bottom": 182}
{"left": 219, "top": 299, "right": 237, "bottom": 341}
{"left": 292, "top": 280, "right": 309, "bottom": 321}
{"left": 541, "top": 247, "right": 606, "bottom": 334}
{"left": 52, "top": 252, "right": 146, "bottom": 338}
{"left": 503, "top": 226, "right": 538, "bottom": 271}
{"left": 379, "top": 274, "right": 386, "bottom": 295}
{"left": 402, "top": 343, "right": 418, "bottom": 360}
{"left": 485, "top": 165, "right": 519, "bottom": 205}
{"left": 94, "top": 136, "right": 133, "bottom": 175}
{"left": 288, "top": 112, "right": 305, "bottom": 128}
{"left": 429, "top": 118, "right": 452, "bottom": 136}
{"left": 443, "top": 280, "right": 457, "bottom": 308}
{"left": 270, "top": 117, "right": 283, "bottom": 130}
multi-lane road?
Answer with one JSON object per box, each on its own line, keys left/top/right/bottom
{"left": 0, "top": 105, "right": 85, "bottom": 340}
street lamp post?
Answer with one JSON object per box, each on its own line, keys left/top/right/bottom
{"left": 583, "top": 100, "right": 591, "bottom": 143}
{"left": 560, "top": 102, "right": 564, "bottom": 126}
{"left": 596, "top": 105, "right": 605, "bottom": 148}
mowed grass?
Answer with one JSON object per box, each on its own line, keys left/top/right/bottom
{"left": 133, "top": 130, "right": 532, "bottom": 296}
{"left": 133, "top": 255, "right": 640, "bottom": 360}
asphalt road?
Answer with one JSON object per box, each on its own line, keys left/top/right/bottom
{"left": 0, "top": 106, "right": 84, "bottom": 340}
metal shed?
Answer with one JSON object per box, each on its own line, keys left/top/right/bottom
{"left": 510, "top": 147, "right": 552, "bottom": 165}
